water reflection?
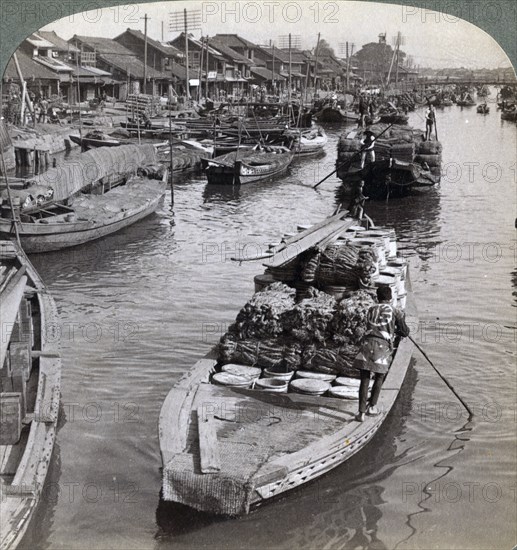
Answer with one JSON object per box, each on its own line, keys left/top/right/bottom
{"left": 335, "top": 186, "right": 443, "bottom": 272}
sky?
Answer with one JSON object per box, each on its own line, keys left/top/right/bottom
{"left": 40, "top": 0, "right": 514, "bottom": 70}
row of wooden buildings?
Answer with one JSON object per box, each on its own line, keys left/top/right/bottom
{"left": 2, "top": 29, "right": 362, "bottom": 103}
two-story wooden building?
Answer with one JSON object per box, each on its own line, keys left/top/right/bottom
{"left": 70, "top": 35, "right": 171, "bottom": 99}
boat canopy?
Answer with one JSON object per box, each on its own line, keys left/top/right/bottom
{"left": 12, "top": 144, "right": 157, "bottom": 207}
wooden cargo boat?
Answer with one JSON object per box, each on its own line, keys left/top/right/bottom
{"left": 69, "top": 131, "right": 127, "bottom": 150}
{"left": 456, "top": 93, "right": 476, "bottom": 107}
{"left": 0, "top": 241, "right": 61, "bottom": 549}
{"left": 288, "top": 126, "right": 328, "bottom": 157}
{"left": 0, "top": 145, "right": 167, "bottom": 253}
{"left": 202, "top": 145, "right": 293, "bottom": 185}
{"left": 353, "top": 159, "right": 439, "bottom": 199}
{"left": 313, "top": 106, "right": 359, "bottom": 123}
{"left": 159, "top": 214, "right": 417, "bottom": 515}
{"left": 501, "top": 109, "right": 517, "bottom": 122}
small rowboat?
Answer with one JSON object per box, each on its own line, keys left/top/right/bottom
{"left": 202, "top": 145, "right": 294, "bottom": 185}
{"left": 159, "top": 215, "right": 417, "bottom": 515}
{"left": 288, "top": 126, "right": 328, "bottom": 157}
{"left": 0, "top": 241, "right": 61, "bottom": 549}
{"left": 69, "top": 131, "right": 126, "bottom": 150}
{"left": 476, "top": 104, "right": 490, "bottom": 114}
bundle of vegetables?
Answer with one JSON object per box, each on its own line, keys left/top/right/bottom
{"left": 331, "top": 290, "right": 377, "bottom": 345}
{"left": 302, "top": 343, "right": 360, "bottom": 377}
{"left": 217, "top": 333, "right": 303, "bottom": 370}
{"left": 233, "top": 282, "right": 296, "bottom": 339}
{"left": 316, "top": 244, "right": 377, "bottom": 289}
{"left": 283, "top": 287, "right": 337, "bottom": 343}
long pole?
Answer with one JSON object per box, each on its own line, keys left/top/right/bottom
{"left": 313, "top": 33, "right": 321, "bottom": 96}
{"left": 288, "top": 34, "right": 292, "bottom": 107}
{"left": 271, "top": 44, "right": 275, "bottom": 95}
{"left": 313, "top": 123, "right": 394, "bottom": 188}
{"left": 197, "top": 35, "right": 204, "bottom": 102}
{"left": 75, "top": 44, "right": 82, "bottom": 141}
{"left": 169, "top": 100, "right": 174, "bottom": 208}
{"left": 143, "top": 14, "right": 148, "bottom": 94}
{"left": 184, "top": 9, "right": 190, "bottom": 100}
{"left": 205, "top": 36, "right": 209, "bottom": 100}
{"left": 408, "top": 335, "right": 474, "bottom": 420}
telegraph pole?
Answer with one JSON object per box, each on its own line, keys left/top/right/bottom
{"left": 142, "top": 13, "right": 149, "bottom": 94}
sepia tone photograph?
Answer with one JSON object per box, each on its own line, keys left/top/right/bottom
{"left": 0, "top": 1, "right": 515, "bottom": 548}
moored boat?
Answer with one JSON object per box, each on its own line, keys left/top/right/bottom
{"left": 202, "top": 145, "right": 294, "bottom": 185}
{"left": 0, "top": 240, "right": 61, "bottom": 548}
{"left": 457, "top": 93, "right": 476, "bottom": 107}
{"left": 159, "top": 213, "right": 416, "bottom": 515}
{"left": 0, "top": 145, "right": 167, "bottom": 253}
{"left": 69, "top": 130, "right": 127, "bottom": 150}
{"left": 501, "top": 108, "right": 517, "bottom": 122}
{"left": 288, "top": 126, "right": 328, "bottom": 157}
{"left": 313, "top": 106, "right": 359, "bottom": 123}
{"left": 476, "top": 104, "right": 490, "bottom": 114}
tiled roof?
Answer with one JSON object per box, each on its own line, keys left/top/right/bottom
{"left": 25, "top": 33, "right": 54, "bottom": 49}
{"left": 38, "top": 31, "right": 79, "bottom": 52}
{"left": 115, "top": 29, "right": 183, "bottom": 58}
{"left": 250, "top": 66, "right": 285, "bottom": 81}
{"left": 3, "top": 51, "right": 59, "bottom": 81}
{"left": 71, "top": 35, "right": 169, "bottom": 79}
{"left": 212, "top": 34, "right": 258, "bottom": 49}
{"left": 209, "top": 39, "right": 253, "bottom": 65}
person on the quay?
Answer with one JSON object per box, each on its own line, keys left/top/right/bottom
{"left": 354, "top": 286, "right": 410, "bottom": 422}
{"left": 360, "top": 130, "right": 376, "bottom": 168}
{"left": 425, "top": 104, "right": 436, "bottom": 140}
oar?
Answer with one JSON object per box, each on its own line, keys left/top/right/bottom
{"left": 408, "top": 335, "right": 474, "bottom": 420}
{"left": 313, "top": 123, "right": 394, "bottom": 189}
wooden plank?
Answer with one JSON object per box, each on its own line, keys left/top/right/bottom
{"left": 267, "top": 218, "right": 355, "bottom": 268}
{"left": 197, "top": 405, "right": 221, "bottom": 474}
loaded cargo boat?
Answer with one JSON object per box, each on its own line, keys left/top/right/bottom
{"left": 336, "top": 124, "right": 442, "bottom": 199}
{"left": 0, "top": 145, "right": 168, "bottom": 253}
{"left": 159, "top": 211, "right": 416, "bottom": 515}
{"left": 0, "top": 241, "right": 61, "bottom": 549}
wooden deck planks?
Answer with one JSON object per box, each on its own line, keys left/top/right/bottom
{"left": 197, "top": 406, "right": 221, "bottom": 474}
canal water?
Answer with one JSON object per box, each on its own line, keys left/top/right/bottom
{"left": 22, "top": 97, "right": 516, "bottom": 549}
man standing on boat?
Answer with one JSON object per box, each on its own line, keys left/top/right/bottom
{"left": 425, "top": 104, "right": 436, "bottom": 141}
{"left": 354, "top": 286, "right": 410, "bottom": 422}
{"left": 360, "top": 130, "right": 376, "bottom": 169}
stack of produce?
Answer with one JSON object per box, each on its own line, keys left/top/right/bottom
{"left": 316, "top": 244, "right": 377, "bottom": 290}
{"left": 283, "top": 287, "right": 337, "bottom": 343}
{"left": 233, "top": 282, "right": 296, "bottom": 339}
{"left": 302, "top": 343, "right": 360, "bottom": 377}
{"left": 414, "top": 139, "right": 443, "bottom": 177}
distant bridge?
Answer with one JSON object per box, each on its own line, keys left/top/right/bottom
{"left": 414, "top": 78, "right": 516, "bottom": 87}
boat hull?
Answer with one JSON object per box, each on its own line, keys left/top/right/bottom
{"left": 0, "top": 241, "right": 61, "bottom": 549}
{"left": 159, "top": 256, "right": 417, "bottom": 515}
{"left": 0, "top": 190, "right": 165, "bottom": 253}
{"left": 203, "top": 149, "right": 293, "bottom": 185}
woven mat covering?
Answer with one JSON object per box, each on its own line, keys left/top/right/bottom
{"left": 163, "top": 452, "right": 254, "bottom": 515}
